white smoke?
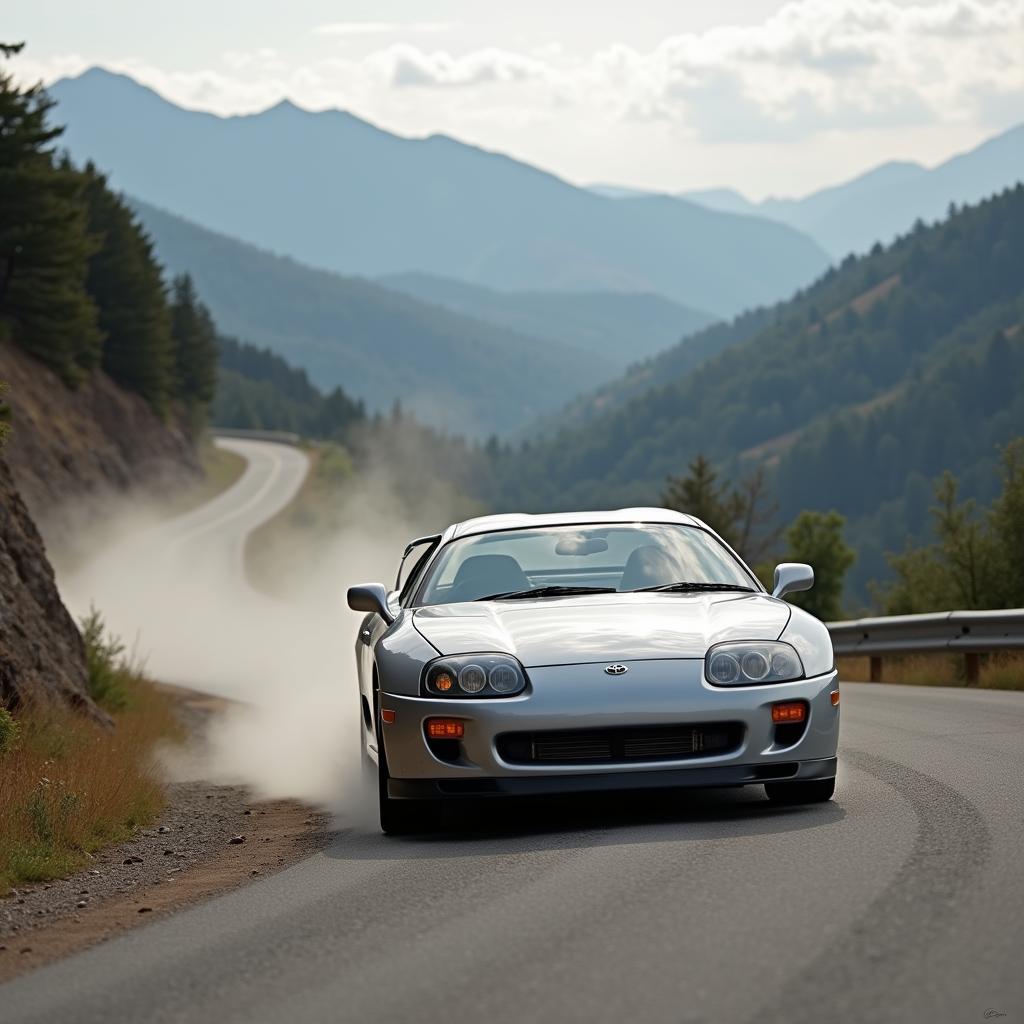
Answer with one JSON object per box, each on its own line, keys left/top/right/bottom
{"left": 56, "top": 440, "right": 440, "bottom": 819}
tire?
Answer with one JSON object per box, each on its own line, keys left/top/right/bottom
{"left": 376, "top": 719, "right": 438, "bottom": 835}
{"left": 764, "top": 776, "right": 836, "bottom": 805}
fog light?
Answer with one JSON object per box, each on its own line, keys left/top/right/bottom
{"left": 426, "top": 718, "right": 465, "bottom": 739}
{"left": 771, "top": 701, "right": 807, "bottom": 723}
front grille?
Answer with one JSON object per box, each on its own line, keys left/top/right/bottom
{"left": 496, "top": 723, "right": 743, "bottom": 766}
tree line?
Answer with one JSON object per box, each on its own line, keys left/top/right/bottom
{"left": 661, "top": 438, "right": 1023, "bottom": 620}
{"left": 0, "top": 43, "right": 216, "bottom": 424}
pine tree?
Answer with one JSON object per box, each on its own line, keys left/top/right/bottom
{"left": 782, "top": 511, "right": 855, "bottom": 620}
{"left": 79, "top": 163, "right": 175, "bottom": 411}
{"left": 0, "top": 43, "right": 102, "bottom": 382}
{"left": 662, "top": 454, "right": 779, "bottom": 562}
{"left": 663, "top": 455, "right": 730, "bottom": 532}
{"left": 170, "top": 274, "right": 218, "bottom": 417}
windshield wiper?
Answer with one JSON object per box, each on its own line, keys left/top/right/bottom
{"left": 634, "top": 581, "right": 756, "bottom": 594}
{"left": 476, "top": 585, "right": 617, "bottom": 601}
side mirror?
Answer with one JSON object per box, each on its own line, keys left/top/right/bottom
{"left": 347, "top": 582, "right": 395, "bottom": 625}
{"left": 772, "top": 562, "right": 814, "bottom": 600}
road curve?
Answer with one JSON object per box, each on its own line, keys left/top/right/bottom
{"left": 5, "top": 444, "right": 1023, "bottom": 1023}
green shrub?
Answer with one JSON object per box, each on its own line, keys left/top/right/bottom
{"left": 79, "top": 607, "right": 133, "bottom": 712}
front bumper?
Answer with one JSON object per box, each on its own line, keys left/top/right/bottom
{"left": 379, "top": 659, "right": 839, "bottom": 797}
{"left": 389, "top": 757, "right": 837, "bottom": 799}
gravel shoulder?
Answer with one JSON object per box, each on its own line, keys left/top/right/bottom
{"left": 0, "top": 686, "right": 333, "bottom": 983}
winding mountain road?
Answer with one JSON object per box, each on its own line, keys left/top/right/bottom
{"left": 4, "top": 440, "right": 1023, "bottom": 1023}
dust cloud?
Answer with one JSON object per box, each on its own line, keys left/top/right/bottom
{"left": 56, "top": 453, "right": 448, "bottom": 821}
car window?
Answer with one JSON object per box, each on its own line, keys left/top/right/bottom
{"left": 416, "top": 524, "right": 754, "bottom": 605}
{"left": 398, "top": 540, "right": 438, "bottom": 605}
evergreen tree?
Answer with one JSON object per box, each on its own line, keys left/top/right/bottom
{"left": 0, "top": 43, "right": 101, "bottom": 382}
{"left": 989, "top": 439, "right": 1024, "bottom": 608}
{"left": 170, "top": 274, "right": 218, "bottom": 414}
{"left": 79, "top": 162, "right": 174, "bottom": 411}
{"left": 782, "top": 511, "right": 855, "bottom": 620}
{"left": 879, "top": 443, "right": 1024, "bottom": 613}
{"left": 662, "top": 454, "right": 779, "bottom": 562}
{"left": 663, "top": 455, "right": 731, "bottom": 534}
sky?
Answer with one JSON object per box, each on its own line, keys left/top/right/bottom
{"left": 9, "top": 0, "right": 1024, "bottom": 198}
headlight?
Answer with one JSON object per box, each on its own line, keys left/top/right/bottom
{"left": 422, "top": 654, "right": 528, "bottom": 698}
{"left": 705, "top": 641, "right": 804, "bottom": 686}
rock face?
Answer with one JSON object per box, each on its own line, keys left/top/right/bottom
{"left": 0, "top": 341, "right": 200, "bottom": 716}
{"left": 0, "top": 341, "right": 199, "bottom": 540}
{"left": 0, "top": 456, "right": 102, "bottom": 718}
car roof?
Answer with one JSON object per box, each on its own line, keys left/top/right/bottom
{"left": 446, "top": 508, "right": 703, "bottom": 541}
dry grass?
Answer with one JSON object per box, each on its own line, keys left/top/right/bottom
{"left": 0, "top": 624, "right": 183, "bottom": 894}
{"left": 837, "top": 651, "right": 1024, "bottom": 690}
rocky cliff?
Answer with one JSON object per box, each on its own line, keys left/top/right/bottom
{"left": 0, "top": 342, "right": 201, "bottom": 715}
{"left": 0, "top": 341, "right": 199, "bottom": 543}
{"left": 0, "top": 456, "right": 105, "bottom": 718}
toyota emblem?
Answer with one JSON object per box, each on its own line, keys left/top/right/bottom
{"left": 604, "top": 664, "right": 628, "bottom": 676}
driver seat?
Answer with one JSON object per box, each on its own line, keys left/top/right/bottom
{"left": 448, "top": 554, "right": 530, "bottom": 601}
{"left": 618, "top": 545, "right": 677, "bottom": 591}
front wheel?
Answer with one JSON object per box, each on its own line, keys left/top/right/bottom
{"left": 377, "top": 724, "right": 438, "bottom": 835}
{"left": 764, "top": 777, "right": 835, "bottom": 805}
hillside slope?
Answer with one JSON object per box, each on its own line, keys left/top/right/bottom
{"left": 50, "top": 68, "right": 829, "bottom": 316}
{"left": 378, "top": 272, "right": 715, "bottom": 371}
{"left": 131, "top": 199, "right": 613, "bottom": 436}
{"left": 491, "top": 187, "right": 1024, "bottom": 596}
{"left": 1, "top": 341, "right": 198, "bottom": 548}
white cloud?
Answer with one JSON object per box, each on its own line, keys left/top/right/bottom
{"left": 370, "top": 45, "right": 548, "bottom": 89}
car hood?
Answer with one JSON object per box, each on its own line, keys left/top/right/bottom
{"left": 412, "top": 592, "right": 789, "bottom": 667}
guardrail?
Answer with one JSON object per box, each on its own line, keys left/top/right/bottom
{"left": 211, "top": 427, "right": 303, "bottom": 447}
{"left": 827, "top": 608, "right": 1024, "bottom": 685}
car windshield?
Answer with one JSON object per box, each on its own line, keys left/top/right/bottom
{"left": 416, "top": 523, "right": 755, "bottom": 605}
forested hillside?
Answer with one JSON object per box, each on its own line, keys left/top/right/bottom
{"left": 0, "top": 49, "right": 216, "bottom": 426}
{"left": 488, "top": 188, "right": 1024, "bottom": 598}
{"left": 132, "top": 198, "right": 615, "bottom": 436}
{"left": 215, "top": 337, "right": 366, "bottom": 441}
{"left": 379, "top": 272, "right": 715, "bottom": 371}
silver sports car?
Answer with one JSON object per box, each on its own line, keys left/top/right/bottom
{"left": 349, "top": 509, "right": 839, "bottom": 833}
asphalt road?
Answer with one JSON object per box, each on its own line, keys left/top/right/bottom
{"left": 6, "top": 441, "right": 1022, "bottom": 1024}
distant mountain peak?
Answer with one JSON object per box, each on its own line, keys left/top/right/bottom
{"left": 263, "top": 97, "right": 303, "bottom": 115}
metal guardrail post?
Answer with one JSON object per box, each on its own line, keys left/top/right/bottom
{"left": 964, "top": 652, "right": 980, "bottom": 687}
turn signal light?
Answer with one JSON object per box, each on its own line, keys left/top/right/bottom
{"left": 771, "top": 701, "right": 807, "bottom": 723}
{"left": 830, "top": 690, "right": 840, "bottom": 706}
{"left": 381, "top": 709, "right": 396, "bottom": 724}
{"left": 426, "top": 718, "right": 465, "bottom": 739}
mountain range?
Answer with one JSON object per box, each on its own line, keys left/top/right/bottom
{"left": 594, "top": 122, "right": 1024, "bottom": 259}
{"left": 49, "top": 67, "right": 828, "bottom": 318}
{"left": 131, "top": 198, "right": 615, "bottom": 436}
